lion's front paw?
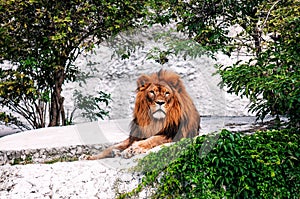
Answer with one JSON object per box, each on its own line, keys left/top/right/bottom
{"left": 121, "top": 142, "right": 148, "bottom": 159}
{"left": 79, "top": 154, "right": 92, "bottom": 160}
{"left": 112, "top": 149, "right": 122, "bottom": 157}
{"left": 121, "top": 147, "right": 136, "bottom": 159}
{"left": 121, "top": 147, "right": 134, "bottom": 159}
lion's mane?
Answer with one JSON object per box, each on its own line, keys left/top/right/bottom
{"left": 129, "top": 70, "right": 200, "bottom": 142}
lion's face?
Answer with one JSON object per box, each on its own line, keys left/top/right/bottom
{"left": 132, "top": 70, "right": 200, "bottom": 140}
{"left": 145, "top": 83, "right": 174, "bottom": 120}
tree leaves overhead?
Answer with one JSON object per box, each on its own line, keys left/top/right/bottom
{"left": 146, "top": 0, "right": 300, "bottom": 126}
{"left": 0, "top": 0, "right": 147, "bottom": 129}
{"left": 0, "top": 0, "right": 146, "bottom": 64}
{"left": 146, "top": 0, "right": 265, "bottom": 55}
{"left": 216, "top": 0, "right": 300, "bottom": 125}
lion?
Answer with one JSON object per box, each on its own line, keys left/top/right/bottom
{"left": 85, "top": 69, "right": 200, "bottom": 160}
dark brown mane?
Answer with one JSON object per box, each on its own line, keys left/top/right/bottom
{"left": 130, "top": 69, "right": 200, "bottom": 142}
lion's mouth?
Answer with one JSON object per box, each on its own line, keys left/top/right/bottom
{"left": 153, "top": 109, "right": 166, "bottom": 119}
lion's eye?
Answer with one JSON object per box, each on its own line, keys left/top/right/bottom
{"left": 165, "top": 91, "right": 170, "bottom": 97}
{"left": 149, "top": 90, "right": 155, "bottom": 96}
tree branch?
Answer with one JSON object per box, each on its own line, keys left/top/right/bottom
{"left": 261, "top": 0, "right": 281, "bottom": 30}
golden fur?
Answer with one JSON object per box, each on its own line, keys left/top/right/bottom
{"left": 85, "top": 70, "right": 200, "bottom": 160}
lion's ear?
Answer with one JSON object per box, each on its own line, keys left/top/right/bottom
{"left": 166, "top": 75, "right": 184, "bottom": 93}
{"left": 137, "top": 75, "right": 151, "bottom": 90}
{"left": 171, "top": 79, "right": 184, "bottom": 93}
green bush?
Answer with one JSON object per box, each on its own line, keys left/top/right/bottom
{"left": 74, "top": 90, "right": 112, "bottom": 121}
{"left": 216, "top": 1, "right": 300, "bottom": 127}
{"left": 217, "top": 35, "right": 300, "bottom": 127}
{"left": 143, "top": 0, "right": 300, "bottom": 127}
{"left": 122, "top": 129, "right": 300, "bottom": 198}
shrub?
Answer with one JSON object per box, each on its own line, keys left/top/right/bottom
{"left": 143, "top": 0, "right": 300, "bottom": 127}
{"left": 122, "top": 129, "right": 300, "bottom": 198}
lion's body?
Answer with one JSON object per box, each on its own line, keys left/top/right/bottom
{"left": 86, "top": 70, "right": 200, "bottom": 160}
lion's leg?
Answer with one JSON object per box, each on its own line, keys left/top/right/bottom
{"left": 85, "top": 138, "right": 132, "bottom": 160}
{"left": 122, "top": 135, "right": 172, "bottom": 158}
{"left": 136, "top": 135, "right": 172, "bottom": 150}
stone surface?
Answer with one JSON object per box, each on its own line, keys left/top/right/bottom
{"left": 0, "top": 120, "right": 129, "bottom": 151}
{"left": 0, "top": 116, "right": 269, "bottom": 198}
{"left": 63, "top": 24, "right": 252, "bottom": 124}
{"left": 0, "top": 160, "right": 145, "bottom": 199}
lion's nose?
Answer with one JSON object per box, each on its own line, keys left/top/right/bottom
{"left": 156, "top": 101, "right": 165, "bottom": 106}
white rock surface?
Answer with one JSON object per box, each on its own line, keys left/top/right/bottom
{"left": 0, "top": 116, "right": 257, "bottom": 151}
{"left": 0, "top": 160, "right": 145, "bottom": 199}
{"left": 0, "top": 116, "right": 261, "bottom": 198}
{"left": 63, "top": 24, "right": 251, "bottom": 124}
{"left": 0, "top": 120, "right": 130, "bottom": 151}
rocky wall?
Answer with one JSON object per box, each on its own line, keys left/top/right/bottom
{"left": 0, "top": 144, "right": 111, "bottom": 166}
{"left": 64, "top": 24, "right": 252, "bottom": 124}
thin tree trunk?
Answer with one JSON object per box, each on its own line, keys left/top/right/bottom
{"left": 49, "top": 69, "right": 66, "bottom": 127}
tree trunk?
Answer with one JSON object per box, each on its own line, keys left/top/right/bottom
{"left": 49, "top": 68, "right": 66, "bottom": 127}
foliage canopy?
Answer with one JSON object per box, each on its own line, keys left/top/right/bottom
{"left": 0, "top": 0, "right": 147, "bottom": 129}
{"left": 146, "top": 0, "right": 300, "bottom": 126}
